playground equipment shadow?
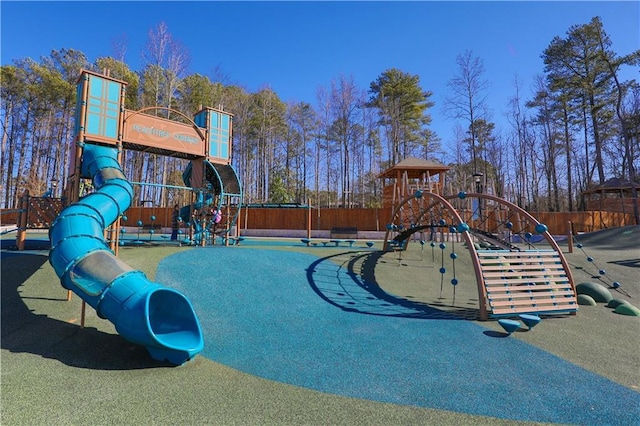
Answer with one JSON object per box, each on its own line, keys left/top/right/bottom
{"left": 1, "top": 229, "right": 639, "bottom": 425}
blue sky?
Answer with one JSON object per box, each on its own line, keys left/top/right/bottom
{"left": 1, "top": 1, "right": 639, "bottom": 156}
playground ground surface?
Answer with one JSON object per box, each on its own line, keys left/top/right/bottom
{"left": 1, "top": 226, "right": 639, "bottom": 425}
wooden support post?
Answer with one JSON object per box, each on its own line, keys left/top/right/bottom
{"left": 235, "top": 204, "right": 241, "bottom": 238}
{"left": 567, "top": 221, "right": 573, "bottom": 253}
{"left": 16, "top": 190, "right": 29, "bottom": 251}
{"left": 80, "top": 301, "right": 86, "bottom": 328}
{"left": 244, "top": 203, "right": 249, "bottom": 231}
{"left": 224, "top": 202, "right": 230, "bottom": 246}
{"left": 201, "top": 217, "right": 207, "bottom": 247}
{"left": 306, "top": 199, "right": 311, "bottom": 245}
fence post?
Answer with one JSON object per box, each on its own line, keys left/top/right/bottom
{"left": 306, "top": 199, "right": 311, "bottom": 244}
{"left": 16, "top": 190, "right": 29, "bottom": 251}
{"left": 567, "top": 221, "right": 573, "bottom": 253}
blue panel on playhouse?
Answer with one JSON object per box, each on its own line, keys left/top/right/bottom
{"left": 208, "top": 111, "right": 230, "bottom": 161}
{"left": 84, "top": 75, "right": 121, "bottom": 140}
{"left": 193, "top": 110, "right": 207, "bottom": 128}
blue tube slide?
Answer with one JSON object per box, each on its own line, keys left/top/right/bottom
{"left": 49, "top": 144, "right": 204, "bottom": 365}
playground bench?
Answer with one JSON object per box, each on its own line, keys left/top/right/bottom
{"left": 330, "top": 227, "right": 358, "bottom": 239}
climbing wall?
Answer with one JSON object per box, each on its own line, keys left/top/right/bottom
{"left": 477, "top": 249, "right": 578, "bottom": 317}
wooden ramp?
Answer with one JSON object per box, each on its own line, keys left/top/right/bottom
{"left": 477, "top": 250, "right": 578, "bottom": 317}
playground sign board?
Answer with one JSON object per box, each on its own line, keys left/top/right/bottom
{"left": 122, "top": 111, "right": 206, "bottom": 158}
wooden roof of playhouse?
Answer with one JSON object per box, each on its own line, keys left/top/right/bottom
{"left": 378, "top": 156, "right": 450, "bottom": 180}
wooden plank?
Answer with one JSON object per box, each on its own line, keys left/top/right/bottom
{"left": 488, "top": 291, "right": 576, "bottom": 300}
{"left": 478, "top": 256, "right": 561, "bottom": 264}
{"left": 480, "top": 253, "right": 560, "bottom": 263}
{"left": 485, "top": 281, "right": 572, "bottom": 290}
{"left": 484, "top": 279, "right": 571, "bottom": 287}
{"left": 482, "top": 270, "right": 568, "bottom": 278}
{"left": 478, "top": 257, "right": 561, "bottom": 264}
{"left": 480, "top": 263, "right": 564, "bottom": 270}
{"left": 489, "top": 298, "right": 577, "bottom": 307}
{"left": 486, "top": 283, "right": 573, "bottom": 291}
{"left": 491, "top": 304, "right": 578, "bottom": 315}
{"left": 477, "top": 250, "right": 558, "bottom": 256}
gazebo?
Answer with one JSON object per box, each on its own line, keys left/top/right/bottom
{"left": 378, "top": 157, "right": 450, "bottom": 209}
{"left": 582, "top": 177, "right": 640, "bottom": 217}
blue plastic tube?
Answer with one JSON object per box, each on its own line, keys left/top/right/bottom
{"left": 49, "top": 144, "right": 204, "bottom": 365}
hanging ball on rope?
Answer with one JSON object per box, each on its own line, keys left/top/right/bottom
{"left": 457, "top": 222, "right": 470, "bottom": 233}
{"left": 576, "top": 243, "right": 583, "bottom": 248}
{"left": 599, "top": 269, "right": 606, "bottom": 275}
{"left": 439, "top": 243, "right": 446, "bottom": 250}
{"left": 122, "top": 215, "right": 128, "bottom": 222}
{"left": 119, "top": 241, "right": 124, "bottom": 246}
{"left": 439, "top": 267, "right": 446, "bottom": 274}
{"left": 534, "top": 223, "right": 548, "bottom": 234}
{"left": 386, "top": 223, "right": 393, "bottom": 231}
{"left": 420, "top": 240, "right": 426, "bottom": 246}
{"left": 505, "top": 221, "right": 513, "bottom": 229}
{"left": 450, "top": 252, "right": 458, "bottom": 259}
{"left": 137, "top": 220, "right": 143, "bottom": 227}
{"left": 150, "top": 229, "right": 155, "bottom": 235}
{"left": 430, "top": 242, "right": 436, "bottom": 248}
{"left": 458, "top": 191, "right": 467, "bottom": 199}
{"left": 120, "top": 228, "right": 126, "bottom": 233}
{"left": 438, "top": 219, "right": 446, "bottom": 226}
{"left": 612, "top": 282, "right": 621, "bottom": 288}
{"left": 414, "top": 190, "right": 423, "bottom": 198}
{"left": 525, "top": 232, "right": 533, "bottom": 239}
{"left": 150, "top": 215, "right": 156, "bottom": 221}
{"left": 449, "top": 226, "right": 457, "bottom": 233}
{"left": 451, "top": 278, "right": 458, "bottom": 286}
{"left": 587, "top": 256, "right": 594, "bottom": 262}
{"left": 177, "top": 216, "right": 183, "bottom": 222}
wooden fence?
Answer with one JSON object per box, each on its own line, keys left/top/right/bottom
{"left": 536, "top": 211, "right": 637, "bottom": 233}
{"left": 239, "top": 208, "right": 636, "bottom": 234}
{"left": 1, "top": 205, "right": 637, "bottom": 235}
{"left": 238, "top": 207, "right": 393, "bottom": 232}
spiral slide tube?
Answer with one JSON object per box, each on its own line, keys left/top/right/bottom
{"left": 49, "top": 144, "right": 203, "bottom": 365}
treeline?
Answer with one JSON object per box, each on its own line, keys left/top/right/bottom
{"left": 1, "top": 17, "right": 638, "bottom": 213}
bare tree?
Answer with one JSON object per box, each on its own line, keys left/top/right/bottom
{"left": 443, "top": 50, "right": 490, "bottom": 174}
{"left": 330, "top": 74, "right": 364, "bottom": 207}
{"left": 140, "top": 21, "right": 191, "bottom": 205}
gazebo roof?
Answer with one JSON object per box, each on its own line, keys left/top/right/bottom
{"left": 582, "top": 177, "right": 640, "bottom": 194}
{"left": 378, "top": 156, "right": 450, "bottom": 179}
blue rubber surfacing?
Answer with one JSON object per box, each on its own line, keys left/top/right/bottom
{"left": 157, "top": 248, "right": 639, "bottom": 425}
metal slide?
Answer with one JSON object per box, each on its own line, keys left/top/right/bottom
{"left": 49, "top": 144, "right": 203, "bottom": 365}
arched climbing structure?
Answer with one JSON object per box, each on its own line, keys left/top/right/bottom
{"left": 384, "top": 190, "right": 578, "bottom": 321}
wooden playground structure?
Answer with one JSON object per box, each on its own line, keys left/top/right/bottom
{"left": 12, "top": 69, "right": 242, "bottom": 251}
{"left": 378, "top": 158, "right": 578, "bottom": 321}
